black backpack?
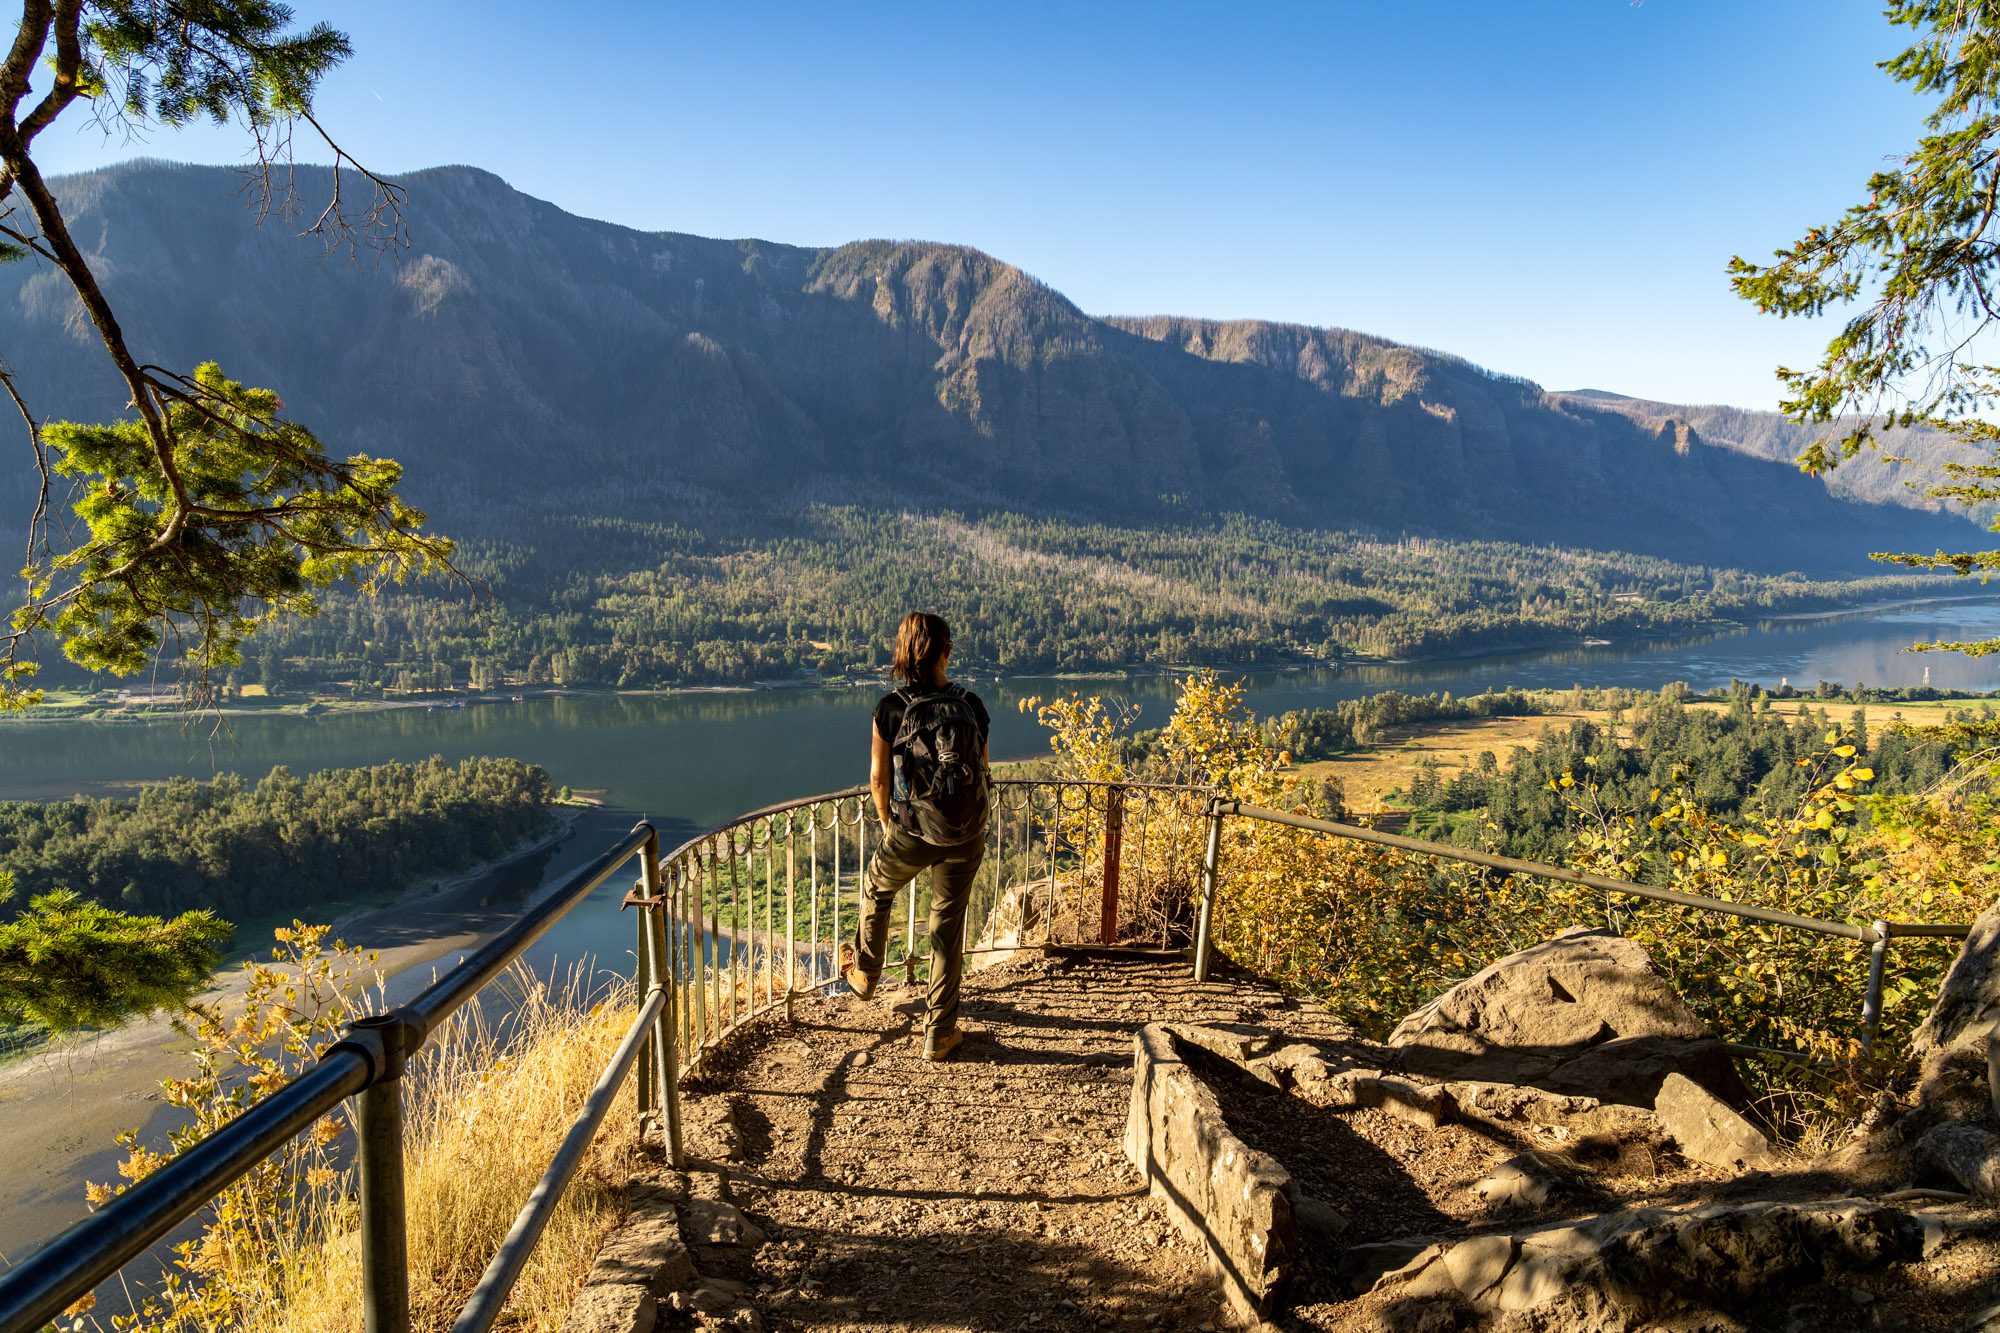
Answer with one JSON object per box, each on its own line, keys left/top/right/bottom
{"left": 890, "top": 685, "right": 990, "bottom": 844}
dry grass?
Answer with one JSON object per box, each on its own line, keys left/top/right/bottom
{"left": 1300, "top": 710, "right": 1616, "bottom": 807}
{"left": 253, "top": 966, "right": 640, "bottom": 1333}
{"left": 1302, "top": 698, "right": 2000, "bottom": 809}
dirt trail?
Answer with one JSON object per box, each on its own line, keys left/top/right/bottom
{"left": 670, "top": 953, "right": 1363, "bottom": 1332}
{"left": 636, "top": 950, "right": 2000, "bottom": 1332}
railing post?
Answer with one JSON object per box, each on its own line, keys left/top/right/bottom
{"left": 634, "top": 882, "right": 656, "bottom": 1126}
{"left": 785, "top": 819, "right": 799, "bottom": 1021}
{"left": 1099, "top": 785, "right": 1125, "bottom": 946}
{"left": 1860, "top": 919, "right": 1892, "bottom": 1055}
{"left": 639, "top": 831, "right": 685, "bottom": 1169}
{"left": 1193, "top": 796, "right": 1225, "bottom": 982}
{"left": 353, "top": 1012, "right": 416, "bottom": 1333}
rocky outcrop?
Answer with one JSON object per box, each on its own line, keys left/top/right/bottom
{"left": 1912, "top": 898, "right": 2000, "bottom": 1119}
{"left": 558, "top": 1182, "right": 698, "bottom": 1333}
{"left": 1387, "top": 926, "right": 1748, "bottom": 1106}
{"left": 1916, "top": 1122, "right": 2000, "bottom": 1200}
{"left": 1372, "top": 1198, "right": 1931, "bottom": 1330}
{"left": 968, "top": 879, "right": 1050, "bottom": 968}
{"left": 560, "top": 1161, "right": 768, "bottom": 1333}
{"left": 1126, "top": 1023, "right": 1295, "bottom": 1326}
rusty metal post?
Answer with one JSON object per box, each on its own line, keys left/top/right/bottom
{"left": 633, "top": 881, "right": 656, "bottom": 1126}
{"left": 639, "top": 833, "right": 684, "bottom": 1169}
{"left": 1099, "top": 785, "right": 1126, "bottom": 946}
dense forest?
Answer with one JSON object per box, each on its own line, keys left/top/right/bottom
{"left": 80, "top": 506, "right": 1955, "bottom": 697}
{"left": 0, "top": 757, "right": 556, "bottom": 932}
{"left": 1385, "top": 691, "right": 1968, "bottom": 859}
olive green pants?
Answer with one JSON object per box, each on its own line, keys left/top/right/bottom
{"left": 854, "top": 825, "right": 986, "bottom": 1037}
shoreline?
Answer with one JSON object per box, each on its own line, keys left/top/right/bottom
{"left": 7, "top": 592, "right": 1995, "bottom": 725}
{"left": 0, "top": 803, "right": 596, "bottom": 1268}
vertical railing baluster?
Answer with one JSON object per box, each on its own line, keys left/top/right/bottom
{"left": 1046, "top": 785, "right": 1059, "bottom": 945}
{"left": 695, "top": 847, "right": 713, "bottom": 1050}
{"left": 635, "top": 879, "right": 655, "bottom": 1127}
{"left": 728, "top": 834, "right": 742, "bottom": 1033}
{"left": 785, "top": 815, "right": 799, "bottom": 1018}
{"left": 809, "top": 809, "right": 824, "bottom": 987}
{"left": 764, "top": 817, "right": 776, "bottom": 1011}
{"left": 833, "top": 807, "right": 844, "bottom": 985}
{"left": 1019, "top": 786, "right": 1033, "bottom": 944}
{"left": 1193, "top": 796, "right": 1225, "bottom": 982}
{"left": 904, "top": 831, "right": 920, "bottom": 986}
{"left": 676, "top": 861, "right": 693, "bottom": 1063}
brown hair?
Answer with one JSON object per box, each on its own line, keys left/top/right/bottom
{"left": 891, "top": 612, "right": 953, "bottom": 686}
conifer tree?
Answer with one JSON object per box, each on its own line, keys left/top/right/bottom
{"left": 0, "top": 870, "right": 227, "bottom": 1031}
{"left": 1732, "top": 1, "right": 2000, "bottom": 653}
{"left": 0, "top": 2, "right": 452, "bottom": 707}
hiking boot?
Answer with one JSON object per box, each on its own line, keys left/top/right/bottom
{"left": 922, "top": 1026, "right": 964, "bottom": 1062}
{"left": 839, "top": 946, "right": 878, "bottom": 999}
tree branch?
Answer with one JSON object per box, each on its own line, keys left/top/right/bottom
{"left": 16, "top": 0, "right": 82, "bottom": 148}
{"left": 0, "top": 145, "right": 195, "bottom": 541}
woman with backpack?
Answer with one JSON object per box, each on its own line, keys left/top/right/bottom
{"left": 843, "top": 611, "right": 991, "bottom": 1061}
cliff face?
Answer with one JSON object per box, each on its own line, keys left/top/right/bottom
{"left": 0, "top": 161, "right": 1977, "bottom": 571}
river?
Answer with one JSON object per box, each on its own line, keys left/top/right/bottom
{"left": 7, "top": 598, "right": 2000, "bottom": 821}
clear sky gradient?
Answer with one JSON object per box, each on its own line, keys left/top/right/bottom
{"left": 33, "top": 2, "right": 1930, "bottom": 411}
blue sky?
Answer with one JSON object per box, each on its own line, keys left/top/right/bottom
{"left": 35, "top": 2, "right": 1928, "bottom": 410}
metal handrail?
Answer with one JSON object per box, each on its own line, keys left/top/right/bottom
{"left": 0, "top": 1050, "right": 375, "bottom": 1331}
{"left": 1218, "top": 801, "right": 1977, "bottom": 945}
{"left": 1205, "top": 799, "right": 1975, "bottom": 1054}
{"left": 659, "top": 778, "right": 1224, "bottom": 1076}
{"left": 0, "top": 820, "right": 673, "bottom": 1333}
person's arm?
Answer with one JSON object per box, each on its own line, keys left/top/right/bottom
{"left": 870, "top": 726, "right": 894, "bottom": 832}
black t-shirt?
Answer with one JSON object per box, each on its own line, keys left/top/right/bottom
{"left": 874, "top": 684, "right": 991, "bottom": 750}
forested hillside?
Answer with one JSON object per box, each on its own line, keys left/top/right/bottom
{"left": 0, "top": 757, "right": 555, "bottom": 929}
{"left": 243, "top": 509, "right": 1950, "bottom": 691}
{"left": 0, "top": 162, "right": 1980, "bottom": 691}
{"left": 1389, "top": 693, "right": 1963, "bottom": 859}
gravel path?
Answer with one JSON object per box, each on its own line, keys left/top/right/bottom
{"left": 666, "top": 951, "right": 1363, "bottom": 1332}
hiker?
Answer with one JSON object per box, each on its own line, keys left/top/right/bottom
{"left": 843, "top": 611, "right": 992, "bottom": 1061}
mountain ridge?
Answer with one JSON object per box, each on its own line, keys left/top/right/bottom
{"left": 0, "top": 160, "right": 1980, "bottom": 575}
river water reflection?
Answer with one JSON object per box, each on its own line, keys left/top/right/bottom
{"left": 4, "top": 598, "right": 2000, "bottom": 823}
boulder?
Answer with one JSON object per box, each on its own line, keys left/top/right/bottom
{"left": 1653, "top": 1072, "right": 1778, "bottom": 1172}
{"left": 1387, "top": 927, "right": 1747, "bottom": 1106}
{"left": 1916, "top": 1122, "right": 2000, "bottom": 1199}
{"left": 1911, "top": 898, "right": 2000, "bottom": 1118}
{"left": 1474, "top": 1151, "right": 1571, "bottom": 1214}
{"left": 1374, "top": 1198, "right": 1927, "bottom": 1329}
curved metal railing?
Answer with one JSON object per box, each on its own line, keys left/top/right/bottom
{"left": 655, "top": 778, "right": 1218, "bottom": 1074}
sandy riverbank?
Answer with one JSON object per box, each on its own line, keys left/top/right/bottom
{"left": 0, "top": 804, "right": 597, "bottom": 1271}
